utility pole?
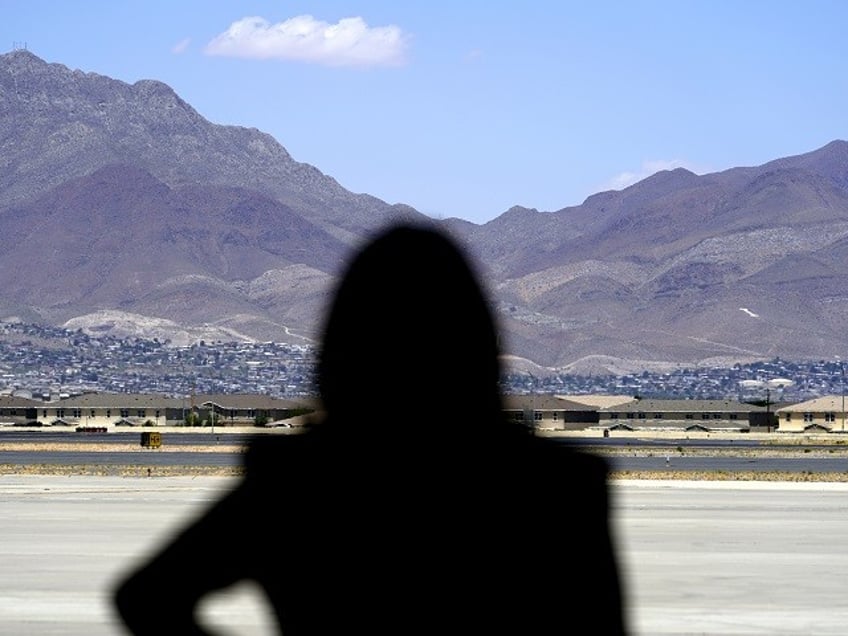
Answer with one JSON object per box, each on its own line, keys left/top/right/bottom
{"left": 841, "top": 359, "right": 845, "bottom": 433}
{"left": 765, "top": 387, "right": 771, "bottom": 433}
{"left": 837, "top": 357, "right": 845, "bottom": 433}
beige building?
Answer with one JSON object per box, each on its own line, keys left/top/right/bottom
{"left": 32, "top": 393, "right": 314, "bottom": 429}
{"left": 38, "top": 394, "right": 185, "bottom": 428}
{"left": 502, "top": 394, "right": 605, "bottom": 431}
{"left": 775, "top": 395, "right": 848, "bottom": 433}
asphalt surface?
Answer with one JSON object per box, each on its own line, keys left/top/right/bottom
{"left": 4, "top": 430, "right": 848, "bottom": 476}
{"left": 2, "top": 475, "right": 848, "bottom": 635}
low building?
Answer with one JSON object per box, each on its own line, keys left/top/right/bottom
{"left": 37, "top": 393, "right": 185, "bottom": 427}
{"left": 502, "top": 394, "right": 600, "bottom": 431}
{"left": 34, "top": 393, "right": 315, "bottom": 428}
{"left": 598, "top": 398, "right": 769, "bottom": 432}
{"left": 0, "top": 395, "right": 41, "bottom": 426}
{"left": 775, "top": 396, "right": 848, "bottom": 433}
{"left": 193, "top": 394, "right": 316, "bottom": 427}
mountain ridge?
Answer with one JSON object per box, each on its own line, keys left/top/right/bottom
{"left": 4, "top": 50, "right": 848, "bottom": 374}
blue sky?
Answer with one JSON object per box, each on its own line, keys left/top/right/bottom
{"left": 4, "top": 2, "right": 848, "bottom": 225}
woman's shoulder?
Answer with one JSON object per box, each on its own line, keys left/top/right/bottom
{"left": 244, "top": 431, "right": 319, "bottom": 474}
{"left": 516, "top": 435, "right": 611, "bottom": 477}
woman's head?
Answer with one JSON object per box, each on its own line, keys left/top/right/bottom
{"left": 317, "top": 224, "right": 503, "bottom": 421}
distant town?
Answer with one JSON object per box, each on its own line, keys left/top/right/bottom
{"left": 0, "top": 321, "right": 843, "bottom": 403}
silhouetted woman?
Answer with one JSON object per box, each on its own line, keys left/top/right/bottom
{"left": 114, "top": 223, "right": 627, "bottom": 634}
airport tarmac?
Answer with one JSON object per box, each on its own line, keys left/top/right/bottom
{"left": 2, "top": 475, "right": 848, "bottom": 635}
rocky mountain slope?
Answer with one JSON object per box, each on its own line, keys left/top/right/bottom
{"left": 445, "top": 143, "right": 848, "bottom": 373}
{"left": 3, "top": 49, "right": 848, "bottom": 374}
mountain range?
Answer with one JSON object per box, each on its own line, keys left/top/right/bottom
{"left": 3, "top": 49, "right": 848, "bottom": 376}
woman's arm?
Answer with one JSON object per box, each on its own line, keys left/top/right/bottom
{"left": 113, "top": 481, "right": 260, "bottom": 635}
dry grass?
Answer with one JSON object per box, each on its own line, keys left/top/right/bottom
{"left": 610, "top": 470, "right": 848, "bottom": 482}
{"left": 0, "top": 464, "right": 244, "bottom": 477}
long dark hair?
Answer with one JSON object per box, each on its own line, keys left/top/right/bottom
{"left": 317, "top": 224, "right": 505, "bottom": 431}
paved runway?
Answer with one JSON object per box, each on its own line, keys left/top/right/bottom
{"left": 2, "top": 475, "right": 848, "bottom": 635}
{"left": 612, "top": 480, "right": 848, "bottom": 635}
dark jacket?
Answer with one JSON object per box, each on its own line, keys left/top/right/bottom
{"left": 115, "top": 424, "right": 625, "bottom": 635}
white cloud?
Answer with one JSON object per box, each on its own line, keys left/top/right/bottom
{"left": 204, "top": 15, "right": 409, "bottom": 68}
{"left": 172, "top": 38, "right": 191, "bottom": 54}
{"left": 604, "top": 159, "right": 696, "bottom": 191}
{"left": 464, "top": 48, "right": 483, "bottom": 63}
